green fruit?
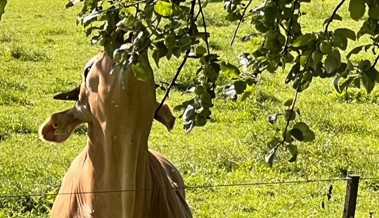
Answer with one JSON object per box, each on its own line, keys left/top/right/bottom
{"left": 255, "top": 21, "right": 268, "bottom": 33}
{"left": 200, "top": 108, "right": 211, "bottom": 117}
{"left": 311, "top": 50, "right": 323, "bottom": 64}
{"left": 358, "top": 60, "right": 371, "bottom": 70}
{"left": 200, "top": 92, "right": 211, "bottom": 103}
{"left": 195, "top": 114, "right": 207, "bottom": 126}
{"left": 194, "top": 86, "right": 205, "bottom": 95}
{"left": 319, "top": 42, "right": 332, "bottom": 54}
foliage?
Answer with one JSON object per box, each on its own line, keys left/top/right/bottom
{"left": 66, "top": 0, "right": 220, "bottom": 133}
{"left": 223, "top": 0, "right": 379, "bottom": 164}
{"left": 66, "top": 0, "right": 379, "bottom": 166}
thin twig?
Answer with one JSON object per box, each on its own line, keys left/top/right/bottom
{"left": 281, "top": 46, "right": 316, "bottom": 144}
{"left": 197, "top": 0, "right": 210, "bottom": 55}
{"left": 230, "top": 0, "right": 253, "bottom": 46}
{"left": 155, "top": 0, "right": 197, "bottom": 114}
{"left": 324, "top": 0, "right": 346, "bottom": 34}
{"left": 280, "top": 82, "right": 300, "bottom": 145}
{"left": 279, "top": 22, "right": 289, "bottom": 35}
{"left": 155, "top": 49, "right": 191, "bottom": 113}
{"left": 281, "top": 0, "right": 299, "bottom": 54}
{"left": 371, "top": 54, "right": 379, "bottom": 68}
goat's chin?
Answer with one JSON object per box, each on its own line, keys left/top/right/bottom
{"left": 38, "top": 121, "right": 76, "bottom": 144}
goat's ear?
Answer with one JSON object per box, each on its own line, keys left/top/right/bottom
{"left": 154, "top": 103, "right": 176, "bottom": 131}
{"left": 53, "top": 86, "right": 80, "bottom": 101}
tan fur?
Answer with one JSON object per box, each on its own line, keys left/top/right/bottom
{"left": 40, "top": 52, "right": 192, "bottom": 218}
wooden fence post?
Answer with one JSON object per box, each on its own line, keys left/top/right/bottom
{"left": 342, "top": 175, "right": 360, "bottom": 218}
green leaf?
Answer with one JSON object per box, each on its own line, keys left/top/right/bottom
{"left": 290, "top": 122, "right": 315, "bottom": 142}
{"left": 332, "top": 33, "right": 348, "bottom": 50}
{"left": 292, "top": 34, "right": 315, "bottom": 47}
{"left": 240, "top": 85, "right": 253, "bottom": 101}
{"left": 333, "top": 77, "right": 342, "bottom": 94}
{"left": 285, "top": 110, "right": 296, "bottom": 121}
{"left": 239, "top": 90, "right": 252, "bottom": 101}
{"left": 132, "top": 63, "right": 152, "bottom": 82}
{"left": 349, "top": 0, "right": 365, "bottom": 21}
{"left": 152, "top": 41, "right": 168, "bottom": 67}
{"left": 290, "top": 121, "right": 315, "bottom": 142}
{"left": 83, "top": 10, "right": 100, "bottom": 26}
{"left": 196, "top": 46, "right": 207, "bottom": 56}
{"left": 0, "top": 0, "right": 7, "bottom": 21}
{"left": 221, "top": 62, "right": 240, "bottom": 79}
{"left": 368, "top": 7, "right": 379, "bottom": 19}
{"left": 364, "top": 67, "right": 378, "bottom": 82}
{"left": 323, "top": 14, "right": 342, "bottom": 26}
{"left": 267, "top": 137, "right": 281, "bottom": 148}
{"left": 154, "top": 0, "right": 173, "bottom": 17}
{"left": 312, "top": 51, "right": 323, "bottom": 65}
{"left": 226, "top": 12, "right": 242, "bottom": 22}
{"left": 357, "top": 20, "right": 376, "bottom": 38}
{"left": 347, "top": 45, "right": 364, "bottom": 59}
{"left": 194, "top": 86, "right": 205, "bottom": 95}
{"left": 233, "top": 80, "right": 246, "bottom": 94}
{"left": 334, "top": 28, "right": 356, "bottom": 41}
{"left": 287, "top": 144, "right": 298, "bottom": 162}
{"left": 195, "top": 114, "right": 207, "bottom": 126}
{"left": 358, "top": 59, "right": 371, "bottom": 70}
{"left": 319, "top": 42, "right": 332, "bottom": 54}
{"left": 265, "top": 148, "right": 277, "bottom": 167}
{"left": 300, "top": 51, "right": 311, "bottom": 67}
{"left": 362, "top": 75, "right": 375, "bottom": 94}
{"left": 325, "top": 54, "right": 338, "bottom": 74}
{"left": 284, "top": 98, "right": 293, "bottom": 107}
{"left": 334, "top": 75, "right": 354, "bottom": 94}
{"left": 289, "top": 128, "right": 303, "bottom": 141}
{"left": 303, "top": 129, "right": 315, "bottom": 142}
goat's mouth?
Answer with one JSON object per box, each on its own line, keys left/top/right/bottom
{"left": 53, "top": 127, "right": 69, "bottom": 136}
{"left": 39, "top": 119, "right": 80, "bottom": 144}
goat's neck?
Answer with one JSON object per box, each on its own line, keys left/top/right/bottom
{"left": 86, "top": 54, "right": 156, "bottom": 217}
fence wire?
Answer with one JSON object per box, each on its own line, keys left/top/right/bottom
{"left": 0, "top": 176, "right": 377, "bottom": 199}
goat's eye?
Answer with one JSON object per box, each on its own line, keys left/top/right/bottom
{"left": 84, "top": 66, "right": 91, "bottom": 80}
{"left": 83, "top": 61, "right": 94, "bottom": 81}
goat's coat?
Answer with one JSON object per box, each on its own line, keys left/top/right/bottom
{"left": 39, "top": 52, "right": 192, "bottom": 218}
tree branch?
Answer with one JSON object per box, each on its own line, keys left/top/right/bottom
{"left": 230, "top": 0, "right": 253, "bottom": 46}
{"left": 155, "top": 49, "right": 191, "bottom": 114}
{"left": 280, "top": 82, "right": 300, "bottom": 145}
{"left": 324, "top": 0, "right": 346, "bottom": 33}
{"left": 371, "top": 54, "right": 379, "bottom": 68}
{"left": 155, "top": 0, "right": 197, "bottom": 114}
{"left": 281, "top": 0, "right": 299, "bottom": 54}
{"left": 197, "top": 0, "right": 210, "bottom": 55}
{"left": 281, "top": 46, "right": 316, "bottom": 145}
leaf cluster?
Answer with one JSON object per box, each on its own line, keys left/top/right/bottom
{"left": 265, "top": 98, "right": 315, "bottom": 166}
{"left": 221, "top": 0, "right": 379, "bottom": 165}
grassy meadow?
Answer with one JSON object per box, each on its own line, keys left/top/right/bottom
{"left": 1, "top": 0, "right": 379, "bottom": 217}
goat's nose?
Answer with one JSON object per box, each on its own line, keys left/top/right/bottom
{"left": 52, "top": 122, "right": 58, "bottom": 129}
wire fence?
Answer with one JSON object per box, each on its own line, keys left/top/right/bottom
{"left": 1, "top": 176, "right": 378, "bottom": 199}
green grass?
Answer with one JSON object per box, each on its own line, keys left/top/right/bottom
{"left": 1, "top": 0, "right": 379, "bottom": 217}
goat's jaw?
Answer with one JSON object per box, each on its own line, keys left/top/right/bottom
{"left": 39, "top": 108, "right": 84, "bottom": 144}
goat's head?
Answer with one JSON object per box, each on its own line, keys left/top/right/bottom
{"left": 39, "top": 53, "right": 175, "bottom": 144}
